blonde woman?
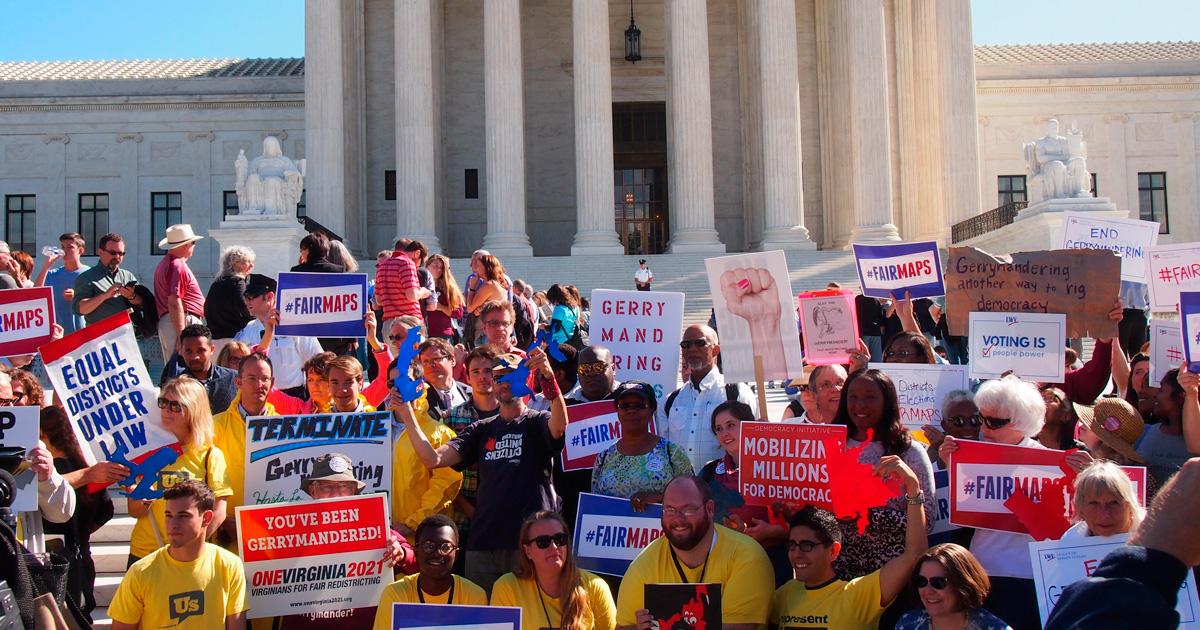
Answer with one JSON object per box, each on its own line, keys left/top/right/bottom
{"left": 126, "top": 377, "right": 232, "bottom": 566}
{"left": 426, "top": 253, "right": 465, "bottom": 341}
{"left": 1061, "top": 461, "right": 1145, "bottom": 539}
{"left": 491, "top": 511, "right": 615, "bottom": 630}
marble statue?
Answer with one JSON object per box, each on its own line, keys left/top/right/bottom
{"left": 234, "top": 136, "right": 305, "bottom": 216}
{"left": 1023, "top": 118, "right": 1091, "bottom": 202}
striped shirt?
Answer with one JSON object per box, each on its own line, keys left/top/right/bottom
{"left": 376, "top": 252, "right": 422, "bottom": 320}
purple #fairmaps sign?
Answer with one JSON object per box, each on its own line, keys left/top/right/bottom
{"left": 853, "top": 241, "right": 945, "bottom": 299}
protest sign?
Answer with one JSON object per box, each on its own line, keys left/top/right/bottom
{"left": 1060, "top": 212, "right": 1159, "bottom": 283}
{"left": 588, "top": 289, "right": 684, "bottom": 399}
{"left": 1147, "top": 242, "right": 1200, "bottom": 311}
{"left": 869, "top": 363, "right": 969, "bottom": 432}
{"left": 0, "top": 287, "right": 54, "bottom": 357}
{"left": 236, "top": 494, "right": 389, "bottom": 619}
{"left": 41, "top": 312, "right": 177, "bottom": 495}
{"left": 243, "top": 411, "right": 392, "bottom": 506}
{"left": 852, "top": 241, "right": 945, "bottom": 299}
{"left": 646, "top": 584, "right": 722, "bottom": 630}
{"left": 276, "top": 272, "right": 368, "bottom": 337}
{"left": 573, "top": 492, "right": 663, "bottom": 576}
{"left": 949, "top": 440, "right": 1147, "bottom": 535}
{"left": 737, "top": 422, "right": 846, "bottom": 509}
{"left": 929, "top": 469, "right": 962, "bottom": 541}
{"left": 796, "top": 289, "right": 857, "bottom": 366}
{"left": 389, "top": 603, "right": 521, "bottom": 629}
{"left": 1182, "top": 291, "right": 1200, "bottom": 372}
{"left": 967, "top": 312, "right": 1066, "bottom": 382}
{"left": 944, "top": 247, "right": 1120, "bottom": 339}
{"left": 1029, "top": 533, "right": 1200, "bottom": 628}
{"left": 0, "top": 406, "right": 41, "bottom": 512}
{"left": 1149, "top": 320, "right": 1184, "bottom": 386}
{"left": 562, "top": 401, "right": 656, "bottom": 472}
{"left": 705, "top": 251, "right": 803, "bottom": 381}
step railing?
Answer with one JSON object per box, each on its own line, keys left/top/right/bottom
{"left": 951, "top": 201, "right": 1027, "bottom": 243}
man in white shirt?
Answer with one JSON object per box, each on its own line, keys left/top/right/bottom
{"left": 234, "top": 274, "right": 322, "bottom": 395}
{"left": 657, "top": 325, "right": 756, "bottom": 471}
{"left": 633, "top": 259, "right": 653, "bottom": 291}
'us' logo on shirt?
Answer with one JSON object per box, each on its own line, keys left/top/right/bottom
{"left": 169, "top": 591, "right": 205, "bottom": 623}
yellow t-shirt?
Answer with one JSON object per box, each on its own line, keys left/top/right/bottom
{"left": 372, "top": 574, "right": 488, "bottom": 630}
{"left": 616, "top": 524, "right": 774, "bottom": 627}
{"left": 391, "top": 408, "right": 461, "bottom": 530}
{"left": 108, "top": 543, "right": 248, "bottom": 628}
{"left": 212, "top": 396, "right": 278, "bottom": 514}
{"left": 490, "top": 570, "right": 616, "bottom": 630}
{"left": 129, "top": 445, "right": 234, "bottom": 557}
{"left": 770, "top": 572, "right": 885, "bottom": 630}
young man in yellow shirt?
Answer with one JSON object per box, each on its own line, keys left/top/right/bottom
{"left": 327, "top": 355, "right": 376, "bottom": 413}
{"left": 771, "top": 456, "right": 928, "bottom": 630}
{"left": 213, "top": 352, "right": 278, "bottom": 548}
{"left": 110, "top": 480, "right": 248, "bottom": 629}
{"left": 373, "top": 514, "right": 488, "bottom": 629}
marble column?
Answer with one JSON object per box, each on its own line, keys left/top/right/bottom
{"left": 665, "top": 0, "right": 725, "bottom": 253}
{"left": 756, "top": 0, "right": 814, "bottom": 250}
{"left": 910, "top": 0, "right": 948, "bottom": 242}
{"left": 845, "top": 0, "right": 900, "bottom": 244}
{"left": 303, "top": 0, "right": 347, "bottom": 237}
{"left": 394, "top": 0, "right": 441, "bottom": 252}
{"left": 936, "top": 0, "right": 982, "bottom": 226}
{"left": 482, "top": 0, "right": 533, "bottom": 257}
{"left": 570, "top": 0, "right": 623, "bottom": 256}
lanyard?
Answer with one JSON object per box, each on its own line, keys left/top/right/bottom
{"left": 537, "top": 583, "right": 555, "bottom": 629}
{"left": 668, "top": 531, "right": 717, "bottom": 584}
{"left": 416, "top": 576, "right": 454, "bottom": 605}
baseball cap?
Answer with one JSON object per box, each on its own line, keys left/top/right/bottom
{"left": 244, "top": 273, "right": 277, "bottom": 298}
{"left": 612, "top": 380, "right": 657, "bottom": 412}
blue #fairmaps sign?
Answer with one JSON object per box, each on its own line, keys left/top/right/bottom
{"left": 573, "top": 492, "right": 664, "bottom": 577}
{"left": 391, "top": 603, "right": 521, "bottom": 629}
{"left": 1182, "top": 291, "right": 1200, "bottom": 373}
{"left": 275, "top": 272, "right": 368, "bottom": 337}
{"left": 853, "top": 241, "right": 945, "bottom": 299}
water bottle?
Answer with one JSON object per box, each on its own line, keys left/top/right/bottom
{"left": 41, "top": 245, "right": 63, "bottom": 258}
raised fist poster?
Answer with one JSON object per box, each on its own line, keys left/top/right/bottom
{"left": 705, "top": 251, "right": 803, "bottom": 382}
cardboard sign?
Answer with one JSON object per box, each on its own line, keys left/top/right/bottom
{"left": 737, "top": 422, "right": 846, "bottom": 509}
{"left": 1147, "top": 242, "right": 1200, "bottom": 311}
{"left": 0, "top": 406, "right": 41, "bottom": 512}
{"left": 1029, "top": 533, "right": 1200, "bottom": 628}
{"left": 389, "top": 603, "right": 521, "bottom": 629}
{"left": 869, "top": 363, "right": 969, "bottom": 432}
{"left": 276, "top": 272, "right": 368, "bottom": 337}
{"left": 1182, "top": 291, "right": 1200, "bottom": 372}
{"left": 646, "top": 584, "right": 722, "bottom": 630}
{"left": 852, "top": 241, "right": 945, "bottom": 299}
{"left": 573, "top": 492, "right": 663, "bottom": 577}
{"left": 243, "top": 411, "right": 392, "bottom": 506}
{"left": 944, "top": 247, "right": 1120, "bottom": 339}
{"left": 588, "top": 289, "right": 684, "bottom": 400}
{"left": 796, "top": 289, "right": 857, "bottom": 366}
{"left": 1149, "top": 320, "right": 1184, "bottom": 386}
{"left": 949, "top": 440, "right": 1147, "bottom": 535}
{"left": 236, "top": 494, "right": 390, "bottom": 619}
{"left": 40, "top": 312, "right": 177, "bottom": 494}
{"left": 968, "top": 312, "right": 1066, "bottom": 382}
{"left": 1060, "top": 213, "right": 1160, "bottom": 283}
{"left": 562, "top": 400, "right": 656, "bottom": 472}
{"left": 705, "top": 251, "right": 803, "bottom": 381}
{"left": 0, "top": 287, "right": 55, "bottom": 357}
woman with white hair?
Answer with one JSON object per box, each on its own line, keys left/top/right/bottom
{"left": 1061, "top": 461, "right": 1144, "bottom": 539}
{"left": 204, "top": 245, "right": 255, "bottom": 343}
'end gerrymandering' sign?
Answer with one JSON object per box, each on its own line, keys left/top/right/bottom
{"left": 1060, "top": 212, "right": 1159, "bottom": 283}
{"left": 869, "top": 363, "right": 969, "bottom": 432}
{"left": 276, "top": 272, "right": 368, "bottom": 337}
{"left": 852, "top": 241, "right": 945, "bottom": 299}
{"left": 738, "top": 422, "right": 846, "bottom": 509}
{"left": 0, "top": 287, "right": 55, "bottom": 357}
{"left": 968, "top": 312, "right": 1066, "bottom": 382}
{"left": 1182, "top": 291, "right": 1200, "bottom": 372}
{"left": 573, "top": 492, "right": 663, "bottom": 577}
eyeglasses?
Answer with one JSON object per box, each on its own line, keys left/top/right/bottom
{"left": 526, "top": 533, "right": 569, "bottom": 549}
{"left": 102, "top": 249, "right": 126, "bottom": 257}
{"left": 617, "top": 402, "right": 650, "bottom": 411}
{"left": 420, "top": 355, "right": 451, "bottom": 366}
{"left": 483, "top": 319, "right": 513, "bottom": 329}
{"left": 577, "top": 362, "right": 610, "bottom": 376}
{"left": 662, "top": 505, "right": 704, "bottom": 519}
{"left": 913, "top": 575, "right": 949, "bottom": 590}
{"left": 418, "top": 540, "right": 458, "bottom": 555}
{"left": 679, "top": 339, "right": 711, "bottom": 350}
{"left": 981, "top": 415, "right": 1012, "bottom": 430}
{"left": 947, "top": 413, "right": 982, "bottom": 428}
{"left": 388, "top": 334, "right": 407, "bottom": 341}
{"left": 0, "top": 397, "right": 14, "bottom": 406}
{"left": 786, "top": 539, "right": 831, "bottom": 553}
{"left": 157, "top": 397, "right": 183, "bottom": 413}
{"left": 884, "top": 350, "right": 916, "bottom": 359}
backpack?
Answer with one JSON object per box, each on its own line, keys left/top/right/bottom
{"left": 512, "top": 295, "right": 537, "bottom": 349}
{"left": 664, "top": 383, "right": 743, "bottom": 414}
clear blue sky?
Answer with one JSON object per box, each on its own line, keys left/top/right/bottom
{"left": 0, "top": 0, "right": 1196, "bottom": 62}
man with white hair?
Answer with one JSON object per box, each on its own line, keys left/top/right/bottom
{"left": 0, "top": 241, "right": 19, "bottom": 289}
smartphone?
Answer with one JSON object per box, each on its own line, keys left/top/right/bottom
{"left": 124, "top": 281, "right": 137, "bottom": 288}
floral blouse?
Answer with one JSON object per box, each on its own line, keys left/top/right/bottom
{"left": 591, "top": 437, "right": 694, "bottom": 499}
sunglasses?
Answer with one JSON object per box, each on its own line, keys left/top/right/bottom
{"left": 884, "top": 350, "right": 916, "bottom": 359}
{"left": 157, "top": 397, "right": 183, "bottom": 413}
{"left": 981, "top": 415, "right": 1012, "bottom": 430}
{"left": 679, "top": 339, "right": 711, "bottom": 350}
{"left": 418, "top": 540, "right": 458, "bottom": 555}
{"left": 913, "top": 575, "right": 949, "bottom": 589}
{"left": 947, "top": 413, "right": 982, "bottom": 428}
{"left": 786, "top": 539, "right": 830, "bottom": 553}
{"left": 526, "top": 533, "right": 569, "bottom": 549}
{"left": 577, "top": 362, "right": 610, "bottom": 376}
{"left": 102, "top": 249, "right": 126, "bottom": 257}
{"left": 617, "top": 402, "right": 650, "bottom": 411}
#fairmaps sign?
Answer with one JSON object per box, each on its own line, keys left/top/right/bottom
{"left": 852, "top": 241, "right": 945, "bottom": 299}
{"left": 573, "top": 492, "right": 663, "bottom": 577}
{"left": 275, "top": 272, "right": 368, "bottom": 337}
{"left": 0, "top": 286, "right": 55, "bottom": 357}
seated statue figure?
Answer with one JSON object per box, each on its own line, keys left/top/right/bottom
{"left": 1022, "top": 118, "right": 1091, "bottom": 202}
{"left": 234, "top": 136, "right": 306, "bottom": 216}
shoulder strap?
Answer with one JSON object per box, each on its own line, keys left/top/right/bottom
{"left": 665, "top": 389, "right": 680, "bottom": 414}
{"left": 725, "top": 383, "right": 739, "bottom": 402}
{"left": 203, "top": 447, "right": 212, "bottom": 486}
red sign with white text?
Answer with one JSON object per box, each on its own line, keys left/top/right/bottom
{"left": 562, "top": 400, "right": 656, "bottom": 472}
{"left": 0, "top": 287, "right": 54, "bottom": 357}
{"left": 737, "top": 422, "right": 846, "bottom": 509}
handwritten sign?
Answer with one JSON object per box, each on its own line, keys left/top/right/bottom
{"left": 945, "top": 247, "right": 1119, "bottom": 339}
{"left": 852, "top": 241, "right": 945, "bottom": 299}
{"left": 1030, "top": 533, "right": 1200, "bottom": 628}
{"left": 0, "top": 406, "right": 40, "bottom": 512}
{"left": 1149, "top": 320, "right": 1183, "bottom": 386}
{"left": 562, "top": 400, "right": 655, "bottom": 472}
{"left": 1060, "top": 213, "right": 1159, "bottom": 283}
{"left": 968, "top": 312, "right": 1066, "bottom": 382}
{"left": 1147, "top": 242, "right": 1200, "bottom": 311}
{"left": 1182, "top": 292, "right": 1200, "bottom": 372}
{"left": 573, "top": 492, "right": 663, "bottom": 576}
{"left": 244, "top": 411, "right": 392, "bottom": 506}
{"left": 737, "top": 422, "right": 846, "bottom": 509}
{"left": 276, "top": 272, "right": 368, "bottom": 337}
{"left": 869, "top": 363, "right": 969, "bottom": 432}
{"left": 705, "top": 251, "right": 803, "bottom": 381}
{"left": 796, "top": 289, "right": 857, "bottom": 366}
{"left": 236, "top": 494, "right": 389, "bottom": 619}
{"left": 389, "top": 604, "right": 522, "bottom": 629}
{"left": 0, "top": 287, "right": 55, "bottom": 357}
{"left": 589, "top": 289, "right": 684, "bottom": 400}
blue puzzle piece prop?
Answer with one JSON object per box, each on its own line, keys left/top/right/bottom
{"left": 392, "top": 325, "right": 426, "bottom": 402}
{"left": 107, "top": 442, "right": 179, "bottom": 500}
{"left": 526, "top": 329, "right": 567, "bottom": 362}
{"left": 498, "top": 329, "right": 565, "bottom": 398}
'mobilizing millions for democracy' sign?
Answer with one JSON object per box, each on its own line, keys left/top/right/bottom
{"left": 738, "top": 422, "right": 846, "bottom": 510}
{"left": 573, "top": 492, "right": 663, "bottom": 577}
{"left": 588, "top": 289, "right": 684, "bottom": 400}
{"left": 968, "top": 312, "right": 1066, "bottom": 382}
{"left": 1059, "top": 212, "right": 1159, "bottom": 283}
{"left": 275, "top": 272, "right": 368, "bottom": 338}
{"left": 852, "top": 241, "right": 945, "bottom": 299}
{"left": 0, "top": 286, "right": 55, "bottom": 357}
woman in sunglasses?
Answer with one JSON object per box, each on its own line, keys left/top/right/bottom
{"left": 591, "top": 381, "right": 693, "bottom": 510}
{"left": 126, "top": 377, "right": 232, "bottom": 566}
{"left": 895, "top": 543, "right": 1011, "bottom": 630}
{"left": 491, "top": 511, "right": 616, "bottom": 630}
{"left": 923, "top": 390, "right": 980, "bottom": 469}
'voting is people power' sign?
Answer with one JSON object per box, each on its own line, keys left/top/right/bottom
{"left": 276, "top": 272, "right": 368, "bottom": 337}
{"left": 968, "top": 312, "right": 1066, "bottom": 382}
{"left": 852, "top": 241, "right": 945, "bottom": 299}
{"left": 0, "top": 287, "right": 54, "bottom": 357}
{"left": 573, "top": 492, "right": 663, "bottom": 577}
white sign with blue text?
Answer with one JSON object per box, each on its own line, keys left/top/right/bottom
{"left": 852, "top": 241, "right": 945, "bottom": 299}
{"left": 0, "top": 406, "right": 41, "bottom": 512}
{"left": 968, "top": 312, "right": 1066, "bottom": 382}
{"left": 588, "top": 289, "right": 684, "bottom": 400}
{"left": 1149, "top": 320, "right": 1183, "bottom": 386}
{"left": 573, "top": 492, "right": 663, "bottom": 577}
{"left": 275, "top": 272, "right": 368, "bottom": 338}
{"left": 1060, "top": 212, "right": 1159, "bottom": 283}
{"left": 869, "top": 363, "right": 969, "bottom": 432}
